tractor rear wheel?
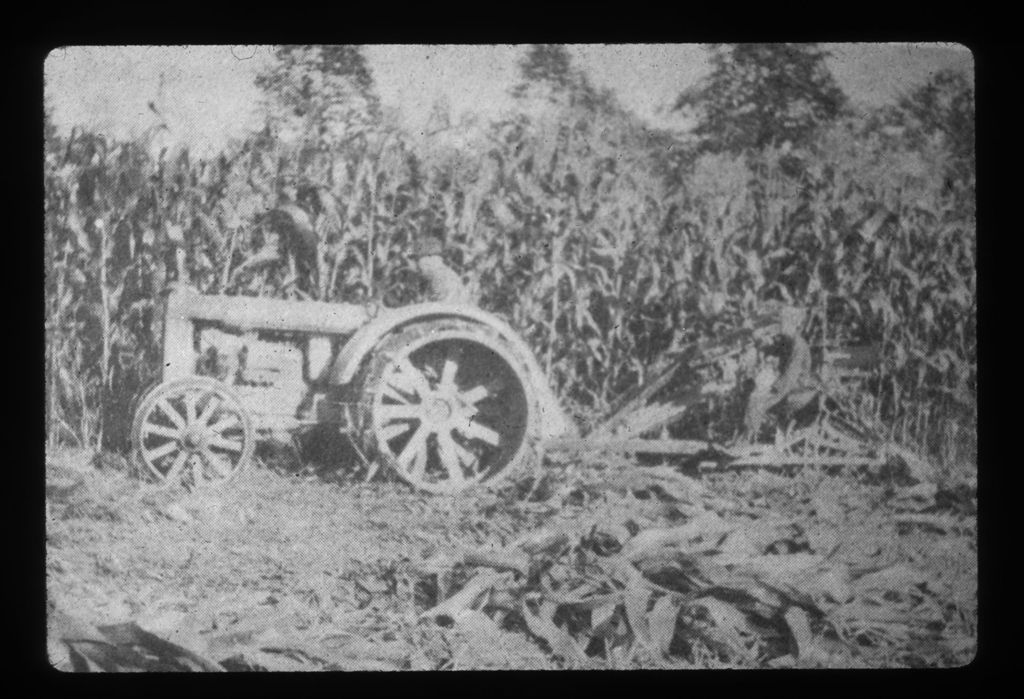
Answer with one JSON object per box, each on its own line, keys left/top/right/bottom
{"left": 356, "top": 319, "right": 537, "bottom": 493}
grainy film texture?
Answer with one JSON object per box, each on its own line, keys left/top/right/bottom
{"left": 45, "top": 44, "right": 976, "bottom": 670}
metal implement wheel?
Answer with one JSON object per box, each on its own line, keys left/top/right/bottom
{"left": 131, "top": 376, "right": 255, "bottom": 488}
{"left": 358, "top": 319, "right": 537, "bottom": 493}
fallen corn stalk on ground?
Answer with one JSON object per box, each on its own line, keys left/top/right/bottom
{"left": 46, "top": 449, "right": 976, "bottom": 670}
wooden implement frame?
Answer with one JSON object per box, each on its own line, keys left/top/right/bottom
{"left": 541, "top": 312, "right": 889, "bottom": 470}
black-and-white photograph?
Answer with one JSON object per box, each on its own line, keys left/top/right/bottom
{"left": 44, "top": 44, "right": 976, "bottom": 670}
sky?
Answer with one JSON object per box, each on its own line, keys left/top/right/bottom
{"left": 44, "top": 43, "right": 973, "bottom": 156}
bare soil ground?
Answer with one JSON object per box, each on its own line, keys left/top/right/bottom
{"left": 45, "top": 447, "right": 976, "bottom": 670}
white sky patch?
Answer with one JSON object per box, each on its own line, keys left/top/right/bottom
{"left": 45, "top": 46, "right": 272, "bottom": 156}
{"left": 823, "top": 42, "right": 974, "bottom": 107}
{"left": 44, "top": 44, "right": 972, "bottom": 154}
{"left": 570, "top": 44, "right": 710, "bottom": 128}
{"left": 366, "top": 45, "right": 522, "bottom": 130}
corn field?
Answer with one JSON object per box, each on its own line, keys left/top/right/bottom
{"left": 43, "top": 92, "right": 976, "bottom": 470}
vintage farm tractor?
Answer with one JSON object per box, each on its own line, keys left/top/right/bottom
{"left": 130, "top": 285, "right": 576, "bottom": 493}
{"left": 132, "top": 284, "right": 900, "bottom": 494}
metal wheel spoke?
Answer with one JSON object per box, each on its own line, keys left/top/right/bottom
{"left": 397, "top": 425, "right": 430, "bottom": 474}
{"left": 155, "top": 398, "right": 187, "bottom": 430}
{"left": 439, "top": 359, "right": 459, "bottom": 393}
{"left": 143, "top": 423, "right": 182, "bottom": 440}
{"left": 481, "top": 378, "right": 507, "bottom": 397}
{"left": 382, "top": 383, "right": 413, "bottom": 404}
{"left": 393, "top": 358, "right": 432, "bottom": 397}
{"left": 378, "top": 404, "right": 426, "bottom": 422}
{"left": 208, "top": 435, "right": 243, "bottom": 452}
{"left": 379, "top": 421, "right": 414, "bottom": 442}
{"left": 184, "top": 390, "right": 199, "bottom": 425}
{"left": 165, "top": 451, "right": 189, "bottom": 482}
{"left": 452, "top": 438, "right": 477, "bottom": 469}
{"left": 203, "top": 449, "right": 233, "bottom": 478}
{"left": 437, "top": 431, "right": 466, "bottom": 485}
{"left": 459, "top": 385, "right": 489, "bottom": 406}
{"left": 144, "top": 441, "right": 180, "bottom": 463}
{"left": 408, "top": 441, "right": 428, "bottom": 482}
{"left": 197, "top": 394, "right": 221, "bottom": 427}
{"left": 208, "top": 414, "right": 240, "bottom": 434}
{"left": 461, "top": 419, "right": 501, "bottom": 447}
{"left": 190, "top": 454, "right": 204, "bottom": 484}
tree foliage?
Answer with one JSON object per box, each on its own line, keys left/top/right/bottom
{"left": 879, "top": 69, "right": 975, "bottom": 188}
{"left": 675, "top": 43, "right": 848, "bottom": 155}
{"left": 255, "top": 45, "right": 382, "bottom": 150}
{"left": 511, "top": 44, "right": 617, "bottom": 114}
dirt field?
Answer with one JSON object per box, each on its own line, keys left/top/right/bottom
{"left": 45, "top": 447, "right": 976, "bottom": 670}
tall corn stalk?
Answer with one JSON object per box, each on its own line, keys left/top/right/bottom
{"left": 97, "top": 218, "right": 110, "bottom": 450}
{"left": 43, "top": 95, "right": 974, "bottom": 467}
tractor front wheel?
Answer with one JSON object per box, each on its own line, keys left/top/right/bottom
{"left": 130, "top": 377, "right": 255, "bottom": 488}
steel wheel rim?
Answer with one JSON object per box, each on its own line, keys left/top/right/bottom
{"left": 370, "top": 330, "right": 532, "bottom": 493}
{"left": 132, "top": 378, "right": 254, "bottom": 487}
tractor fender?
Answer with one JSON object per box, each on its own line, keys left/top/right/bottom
{"left": 329, "top": 303, "right": 577, "bottom": 439}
